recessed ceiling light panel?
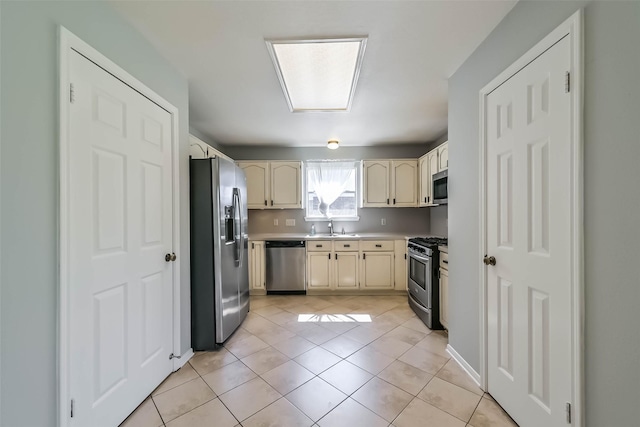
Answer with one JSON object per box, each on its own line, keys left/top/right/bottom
{"left": 266, "top": 37, "right": 367, "bottom": 112}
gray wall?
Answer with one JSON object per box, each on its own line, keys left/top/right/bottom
{"left": 448, "top": 1, "right": 640, "bottom": 425}
{"left": 223, "top": 144, "right": 434, "bottom": 235}
{"left": 0, "top": 2, "right": 190, "bottom": 426}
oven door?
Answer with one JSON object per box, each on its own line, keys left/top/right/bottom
{"left": 408, "top": 251, "right": 431, "bottom": 308}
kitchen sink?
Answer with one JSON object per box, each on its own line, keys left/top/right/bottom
{"left": 305, "top": 233, "right": 360, "bottom": 238}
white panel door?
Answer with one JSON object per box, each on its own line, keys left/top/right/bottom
{"left": 486, "top": 37, "right": 571, "bottom": 426}
{"left": 391, "top": 160, "right": 418, "bottom": 207}
{"left": 68, "top": 51, "right": 173, "bottom": 427}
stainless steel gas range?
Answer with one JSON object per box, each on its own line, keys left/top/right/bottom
{"left": 407, "top": 237, "right": 448, "bottom": 330}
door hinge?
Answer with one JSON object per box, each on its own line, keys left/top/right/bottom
{"left": 169, "top": 353, "right": 182, "bottom": 360}
{"left": 70, "top": 399, "right": 74, "bottom": 418}
{"left": 69, "top": 83, "right": 75, "bottom": 103}
{"left": 566, "top": 402, "right": 572, "bottom": 423}
{"left": 565, "top": 71, "right": 571, "bottom": 93}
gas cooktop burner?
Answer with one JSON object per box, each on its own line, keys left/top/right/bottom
{"left": 409, "top": 237, "right": 448, "bottom": 247}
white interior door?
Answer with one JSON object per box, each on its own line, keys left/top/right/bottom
{"left": 486, "top": 36, "right": 572, "bottom": 426}
{"left": 68, "top": 50, "right": 174, "bottom": 427}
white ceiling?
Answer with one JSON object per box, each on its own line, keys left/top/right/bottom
{"left": 111, "top": 1, "right": 517, "bottom": 147}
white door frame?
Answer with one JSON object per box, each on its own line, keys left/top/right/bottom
{"left": 58, "top": 27, "right": 184, "bottom": 427}
{"left": 478, "top": 10, "right": 584, "bottom": 426}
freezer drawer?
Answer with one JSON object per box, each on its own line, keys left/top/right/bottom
{"left": 265, "top": 241, "right": 306, "bottom": 292}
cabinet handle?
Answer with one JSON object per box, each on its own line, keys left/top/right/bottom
{"left": 443, "top": 260, "right": 448, "bottom": 264}
{"left": 344, "top": 244, "right": 350, "bottom": 248}
{"left": 264, "top": 200, "right": 267, "bottom": 206}
{"left": 328, "top": 253, "right": 331, "bottom": 259}
{"left": 335, "top": 253, "right": 338, "bottom": 260}
{"left": 375, "top": 244, "right": 382, "bottom": 248}
{"left": 271, "top": 200, "right": 273, "bottom": 206}
{"left": 387, "top": 198, "right": 389, "bottom": 205}
{"left": 252, "top": 242, "right": 255, "bottom": 249}
{"left": 428, "top": 196, "right": 430, "bottom": 203}
{"left": 363, "top": 253, "right": 366, "bottom": 260}
{"left": 393, "top": 198, "right": 396, "bottom": 205}
{"left": 424, "top": 197, "right": 427, "bottom": 203}
{"left": 404, "top": 253, "right": 407, "bottom": 259}
{"left": 316, "top": 244, "right": 322, "bottom": 248}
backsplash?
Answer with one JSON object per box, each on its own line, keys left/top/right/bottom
{"left": 429, "top": 205, "right": 448, "bottom": 237}
{"left": 247, "top": 207, "right": 432, "bottom": 235}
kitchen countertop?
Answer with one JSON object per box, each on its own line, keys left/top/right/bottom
{"left": 248, "top": 233, "right": 418, "bottom": 241}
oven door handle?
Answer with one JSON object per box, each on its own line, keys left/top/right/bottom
{"left": 409, "top": 252, "right": 431, "bottom": 262}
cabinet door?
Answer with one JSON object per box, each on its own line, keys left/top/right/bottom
{"left": 361, "top": 252, "right": 394, "bottom": 289}
{"left": 394, "top": 240, "right": 408, "bottom": 291}
{"left": 418, "top": 154, "right": 430, "bottom": 207}
{"left": 334, "top": 252, "right": 359, "bottom": 290}
{"left": 271, "top": 161, "right": 302, "bottom": 209}
{"left": 362, "top": 160, "right": 390, "bottom": 207}
{"left": 250, "top": 241, "right": 265, "bottom": 290}
{"left": 238, "top": 162, "right": 270, "bottom": 209}
{"left": 391, "top": 160, "right": 418, "bottom": 207}
{"left": 427, "top": 150, "right": 439, "bottom": 204}
{"left": 307, "top": 252, "right": 332, "bottom": 289}
{"left": 440, "top": 268, "right": 449, "bottom": 329}
{"left": 437, "top": 142, "right": 449, "bottom": 171}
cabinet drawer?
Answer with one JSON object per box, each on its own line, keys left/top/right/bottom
{"left": 440, "top": 251, "right": 448, "bottom": 270}
{"left": 307, "top": 241, "right": 333, "bottom": 251}
{"left": 334, "top": 241, "right": 360, "bottom": 251}
{"left": 360, "top": 240, "right": 394, "bottom": 251}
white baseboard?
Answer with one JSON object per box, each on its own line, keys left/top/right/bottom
{"left": 173, "top": 348, "right": 194, "bottom": 370}
{"left": 446, "top": 344, "right": 482, "bottom": 388}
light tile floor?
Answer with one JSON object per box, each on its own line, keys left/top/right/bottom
{"left": 121, "top": 295, "right": 518, "bottom": 427}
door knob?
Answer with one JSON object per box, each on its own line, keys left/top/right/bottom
{"left": 483, "top": 255, "right": 496, "bottom": 266}
{"left": 165, "top": 253, "right": 177, "bottom": 262}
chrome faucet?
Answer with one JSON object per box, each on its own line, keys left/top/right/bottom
{"left": 328, "top": 219, "right": 334, "bottom": 235}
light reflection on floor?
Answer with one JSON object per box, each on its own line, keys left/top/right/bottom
{"left": 297, "top": 314, "right": 372, "bottom": 323}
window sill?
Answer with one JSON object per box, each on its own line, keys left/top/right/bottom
{"left": 304, "top": 216, "right": 360, "bottom": 222}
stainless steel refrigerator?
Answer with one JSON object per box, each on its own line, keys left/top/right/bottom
{"left": 190, "top": 157, "right": 249, "bottom": 349}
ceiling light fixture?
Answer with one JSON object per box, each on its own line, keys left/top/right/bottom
{"left": 265, "top": 37, "right": 367, "bottom": 112}
{"left": 327, "top": 140, "right": 340, "bottom": 150}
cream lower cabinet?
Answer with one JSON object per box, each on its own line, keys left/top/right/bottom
{"left": 439, "top": 251, "right": 449, "bottom": 329}
{"left": 394, "top": 240, "right": 408, "bottom": 291}
{"left": 307, "top": 241, "right": 360, "bottom": 290}
{"left": 307, "top": 251, "right": 332, "bottom": 290}
{"left": 360, "top": 252, "right": 394, "bottom": 290}
{"left": 249, "top": 241, "right": 265, "bottom": 292}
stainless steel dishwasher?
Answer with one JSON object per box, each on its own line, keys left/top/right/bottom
{"left": 265, "top": 240, "right": 306, "bottom": 293}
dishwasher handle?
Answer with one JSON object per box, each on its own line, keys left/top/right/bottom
{"left": 265, "top": 241, "right": 306, "bottom": 248}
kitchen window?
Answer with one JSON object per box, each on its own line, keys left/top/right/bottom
{"left": 305, "top": 160, "right": 359, "bottom": 220}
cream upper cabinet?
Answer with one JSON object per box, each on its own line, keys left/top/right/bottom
{"left": 307, "top": 251, "right": 332, "bottom": 289}
{"left": 394, "top": 240, "right": 408, "bottom": 291}
{"left": 360, "top": 251, "right": 394, "bottom": 289}
{"left": 237, "top": 160, "right": 302, "bottom": 209}
{"left": 363, "top": 159, "right": 417, "bottom": 207}
{"left": 437, "top": 141, "right": 449, "bottom": 171}
{"left": 417, "top": 141, "right": 449, "bottom": 207}
{"left": 249, "top": 241, "right": 265, "bottom": 292}
{"left": 418, "top": 154, "right": 431, "bottom": 207}
{"left": 362, "top": 160, "right": 390, "bottom": 207}
{"left": 238, "top": 162, "right": 270, "bottom": 209}
{"left": 270, "top": 161, "right": 302, "bottom": 209}
{"left": 391, "top": 160, "right": 418, "bottom": 207}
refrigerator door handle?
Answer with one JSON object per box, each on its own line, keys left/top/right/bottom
{"left": 232, "top": 188, "right": 241, "bottom": 264}
{"left": 236, "top": 188, "right": 244, "bottom": 267}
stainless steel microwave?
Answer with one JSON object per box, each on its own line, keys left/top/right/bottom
{"left": 432, "top": 169, "right": 448, "bottom": 204}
